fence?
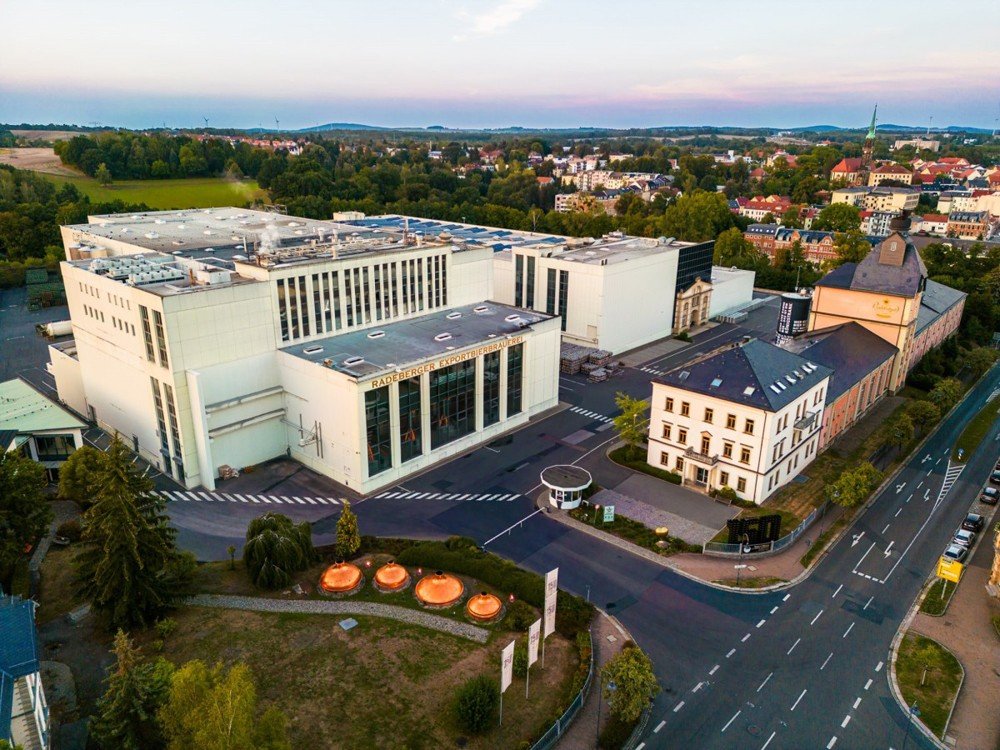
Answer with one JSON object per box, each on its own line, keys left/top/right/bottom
{"left": 529, "top": 628, "right": 595, "bottom": 750}
{"left": 703, "top": 501, "right": 830, "bottom": 558}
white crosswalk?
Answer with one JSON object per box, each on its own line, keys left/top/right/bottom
{"left": 374, "top": 490, "right": 521, "bottom": 503}
{"left": 938, "top": 463, "right": 963, "bottom": 501}
{"left": 639, "top": 365, "right": 665, "bottom": 376}
{"left": 568, "top": 405, "right": 615, "bottom": 424}
{"left": 157, "top": 490, "right": 341, "bottom": 506}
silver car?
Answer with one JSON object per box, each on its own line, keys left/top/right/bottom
{"left": 952, "top": 529, "right": 976, "bottom": 548}
{"left": 942, "top": 544, "right": 968, "bottom": 563}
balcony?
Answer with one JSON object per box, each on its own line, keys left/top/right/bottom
{"left": 684, "top": 447, "right": 719, "bottom": 466}
{"left": 794, "top": 411, "right": 818, "bottom": 431}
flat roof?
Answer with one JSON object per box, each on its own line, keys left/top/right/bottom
{"left": 281, "top": 302, "right": 553, "bottom": 379}
{"left": 0, "top": 378, "right": 87, "bottom": 433}
{"left": 65, "top": 252, "right": 259, "bottom": 297}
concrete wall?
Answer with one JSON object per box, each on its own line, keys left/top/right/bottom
{"left": 710, "top": 267, "right": 756, "bottom": 317}
{"left": 46, "top": 344, "right": 87, "bottom": 417}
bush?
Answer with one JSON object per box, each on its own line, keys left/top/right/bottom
{"left": 599, "top": 714, "right": 636, "bottom": 750}
{"left": 568, "top": 630, "right": 592, "bottom": 695}
{"left": 507, "top": 599, "right": 537, "bottom": 631}
{"left": 513, "top": 644, "right": 528, "bottom": 678}
{"left": 454, "top": 675, "right": 499, "bottom": 734}
{"left": 608, "top": 446, "right": 681, "bottom": 484}
{"left": 56, "top": 518, "right": 82, "bottom": 542}
{"left": 155, "top": 618, "right": 178, "bottom": 639}
{"left": 397, "top": 537, "right": 594, "bottom": 637}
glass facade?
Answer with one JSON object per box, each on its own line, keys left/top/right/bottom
{"left": 546, "top": 268, "right": 556, "bottom": 314}
{"left": 514, "top": 254, "right": 524, "bottom": 307}
{"left": 34, "top": 434, "right": 75, "bottom": 462}
{"left": 139, "top": 305, "right": 155, "bottom": 361}
{"left": 507, "top": 343, "right": 524, "bottom": 416}
{"left": 557, "top": 270, "right": 569, "bottom": 332}
{"left": 365, "top": 385, "right": 392, "bottom": 476}
{"left": 483, "top": 351, "right": 501, "bottom": 427}
{"left": 398, "top": 376, "right": 422, "bottom": 463}
{"left": 150, "top": 377, "right": 171, "bottom": 474}
{"left": 526, "top": 256, "right": 536, "bottom": 309}
{"left": 675, "top": 241, "right": 714, "bottom": 293}
{"left": 430, "top": 360, "right": 477, "bottom": 449}
{"left": 152, "top": 310, "right": 169, "bottom": 367}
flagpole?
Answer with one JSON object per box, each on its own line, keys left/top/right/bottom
{"left": 526, "top": 662, "right": 530, "bottom": 699}
{"left": 499, "top": 686, "right": 503, "bottom": 727}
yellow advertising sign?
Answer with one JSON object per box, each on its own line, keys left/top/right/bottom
{"left": 936, "top": 557, "right": 964, "bottom": 583}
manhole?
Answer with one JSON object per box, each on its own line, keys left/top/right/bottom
{"left": 747, "top": 724, "right": 762, "bottom": 736}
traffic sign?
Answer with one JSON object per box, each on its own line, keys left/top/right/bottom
{"left": 603, "top": 505, "right": 615, "bottom": 523}
{"left": 936, "top": 557, "right": 963, "bottom": 583}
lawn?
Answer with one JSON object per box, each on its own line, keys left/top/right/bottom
{"left": 919, "top": 579, "right": 957, "bottom": 616}
{"left": 569, "top": 504, "right": 700, "bottom": 555}
{"left": 896, "top": 633, "right": 963, "bottom": 739}
{"left": 42, "top": 173, "right": 267, "bottom": 209}
{"left": 952, "top": 395, "right": 1000, "bottom": 462}
{"left": 37, "top": 545, "right": 83, "bottom": 625}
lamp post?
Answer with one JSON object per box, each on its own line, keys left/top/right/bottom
{"left": 736, "top": 533, "right": 750, "bottom": 588}
{"left": 901, "top": 702, "right": 920, "bottom": 750}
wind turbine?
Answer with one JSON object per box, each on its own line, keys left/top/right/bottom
{"left": 274, "top": 116, "right": 280, "bottom": 133}
{"left": 202, "top": 116, "right": 209, "bottom": 132}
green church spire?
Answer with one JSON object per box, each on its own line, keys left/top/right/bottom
{"left": 867, "top": 104, "right": 878, "bottom": 139}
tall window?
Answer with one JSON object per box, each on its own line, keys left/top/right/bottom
{"left": 430, "top": 360, "right": 477, "bottom": 449}
{"left": 506, "top": 343, "right": 524, "bottom": 417}
{"left": 365, "top": 386, "right": 392, "bottom": 476}
{"left": 398, "top": 377, "right": 422, "bottom": 463}
{"left": 152, "top": 310, "right": 168, "bottom": 368}
{"left": 526, "top": 256, "right": 536, "bottom": 309}
{"left": 312, "top": 273, "right": 323, "bottom": 333}
{"left": 139, "top": 305, "right": 155, "bottom": 361}
{"left": 483, "top": 351, "right": 501, "bottom": 427}
{"left": 558, "top": 270, "right": 569, "bottom": 331}
{"left": 163, "top": 383, "right": 182, "bottom": 459}
{"left": 150, "top": 377, "right": 171, "bottom": 474}
{"left": 514, "top": 254, "right": 524, "bottom": 307}
{"left": 298, "top": 276, "right": 311, "bottom": 336}
{"left": 546, "top": 268, "right": 556, "bottom": 314}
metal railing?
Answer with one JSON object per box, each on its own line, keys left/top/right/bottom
{"left": 529, "top": 629, "right": 595, "bottom": 750}
{"left": 703, "top": 501, "right": 830, "bottom": 557}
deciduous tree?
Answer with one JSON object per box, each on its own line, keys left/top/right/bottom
{"left": 812, "top": 203, "right": 861, "bottom": 232}
{"left": 613, "top": 392, "right": 650, "bottom": 461}
{"left": 905, "top": 400, "right": 940, "bottom": 435}
{"left": 601, "top": 643, "right": 660, "bottom": 722}
{"left": 0, "top": 450, "right": 51, "bottom": 590}
{"left": 58, "top": 444, "right": 106, "bottom": 506}
{"left": 826, "top": 462, "right": 882, "bottom": 508}
{"left": 242, "top": 512, "right": 315, "bottom": 589}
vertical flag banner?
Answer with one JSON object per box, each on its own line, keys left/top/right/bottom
{"left": 543, "top": 567, "right": 559, "bottom": 638}
{"left": 528, "top": 618, "right": 541, "bottom": 667}
{"left": 501, "top": 639, "right": 515, "bottom": 693}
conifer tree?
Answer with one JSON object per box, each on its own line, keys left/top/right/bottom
{"left": 335, "top": 501, "right": 361, "bottom": 559}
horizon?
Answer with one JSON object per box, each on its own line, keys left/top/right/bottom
{"left": 1, "top": 0, "right": 998, "bottom": 131}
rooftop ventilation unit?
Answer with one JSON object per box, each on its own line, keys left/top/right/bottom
{"left": 504, "top": 314, "right": 521, "bottom": 322}
{"left": 434, "top": 333, "right": 453, "bottom": 342}
{"left": 302, "top": 345, "right": 324, "bottom": 355}
{"left": 678, "top": 370, "right": 690, "bottom": 381}
{"left": 343, "top": 356, "right": 365, "bottom": 367}
{"left": 473, "top": 305, "right": 490, "bottom": 314}
{"left": 446, "top": 311, "right": 462, "bottom": 320}
{"left": 367, "top": 331, "right": 385, "bottom": 339}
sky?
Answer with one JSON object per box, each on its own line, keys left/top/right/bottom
{"left": 2, "top": 0, "right": 999, "bottom": 131}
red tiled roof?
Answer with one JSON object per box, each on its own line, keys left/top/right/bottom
{"left": 921, "top": 214, "right": 948, "bottom": 222}
{"left": 832, "top": 158, "right": 864, "bottom": 173}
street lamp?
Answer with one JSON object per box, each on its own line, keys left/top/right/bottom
{"left": 901, "top": 702, "right": 920, "bottom": 750}
{"left": 597, "top": 680, "right": 617, "bottom": 743}
{"left": 736, "top": 533, "right": 750, "bottom": 588}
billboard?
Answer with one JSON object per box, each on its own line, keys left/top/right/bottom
{"left": 543, "top": 568, "right": 559, "bottom": 638}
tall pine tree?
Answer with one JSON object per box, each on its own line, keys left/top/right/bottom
{"left": 75, "top": 437, "right": 192, "bottom": 630}
{"left": 91, "top": 630, "right": 173, "bottom": 750}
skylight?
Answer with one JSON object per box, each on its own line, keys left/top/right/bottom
{"left": 743, "top": 386, "right": 755, "bottom": 396}
{"left": 710, "top": 377, "right": 723, "bottom": 387}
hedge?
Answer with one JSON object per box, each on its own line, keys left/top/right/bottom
{"left": 396, "top": 536, "right": 594, "bottom": 636}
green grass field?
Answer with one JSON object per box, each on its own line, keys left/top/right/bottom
{"left": 896, "top": 633, "right": 963, "bottom": 738}
{"left": 43, "top": 173, "right": 267, "bottom": 209}
{"left": 953, "top": 394, "right": 1000, "bottom": 462}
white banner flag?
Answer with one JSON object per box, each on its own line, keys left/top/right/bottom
{"left": 501, "top": 639, "right": 515, "bottom": 693}
{"left": 528, "top": 618, "right": 541, "bottom": 667}
{"left": 543, "top": 567, "right": 559, "bottom": 638}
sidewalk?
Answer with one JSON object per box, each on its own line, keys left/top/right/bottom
{"left": 557, "top": 611, "right": 627, "bottom": 750}
{"left": 909, "top": 524, "right": 1000, "bottom": 750}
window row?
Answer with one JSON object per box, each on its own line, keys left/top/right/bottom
{"left": 663, "top": 397, "right": 754, "bottom": 434}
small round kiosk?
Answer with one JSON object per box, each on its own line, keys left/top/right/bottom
{"left": 542, "top": 465, "right": 593, "bottom": 510}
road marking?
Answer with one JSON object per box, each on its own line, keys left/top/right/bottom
{"left": 895, "top": 507, "right": 902, "bottom": 517}
{"left": 851, "top": 531, "right": 866, "bottom": 547}
{"left": 853, "top": 542, "right": 876, "bottom": 572}
{"left": 790, "top": 689, "right": 807, "bottom": 711}
{"left": 482, "top": 508, "right": 544, "bottom": 546}
{"left": 810, "top": 609, "right": 824, "bottom": 625}
{"left": 693, "top": 681, "right": 704, "bottom": 693}
{"left": 864, "top": 596, "right": 874, "bottom": 611}
{"left": 923, "top": 488, "right": 930, "bottom": 501}
{"left": 770, "top": 605, "right": 779, "bottom": 614}
{"left": 756, "top": 672, "right": 773, "bottom": 693}
{"left": 827, "top": 737, "right": 837, "bottom": 749}
{"left": 843, "top": 622, "right": 855, "bottom": 638}
{"left": 895, "top": 482, "right": 906, "bottom": 494}
{"left": 821, "top": 652, "right": 834, "bottom": 670}
{"left": 882, "top": 523, "right": 890, "bottom": 534}
{"left": 832, "top": 584, "right": 843, "bottom": 599}
{"left": 841, "top": 715, "right": 851, "bottom": 729}
{"left": 864, "top": 678, "right": 873, "bottom": 690}
{"left": 884, "top": 540, "right": 894, "bottom": 556}
{"left": 761, "top": 730, "right": 776, "bottom": 750}
{"left": 916, "top": 481, "right": 923, "bottom": 489}
{"left": 756, "top": 619, "right": 766, "bottom": 628}
{"left": 635, "top": 744, "right": 645, "bottom": 750}
{"left": 905, "top": 493, "right": 912, "bottom": 503}
{"left": 783, "top": 593, "right": 791, "bottom": 602}
{"left": 673, "top": 700, "right": 685, "bottom": 712}
{"left": 787, "top": 638, "right": 801, "bottom": 655}
{"left": 654, "top": 720, "right": 666, "bottom": 733}
{"left": 742, "top": 632, "right": 752, "bottom": 642}
{"left": 927, "top": 468, "right": 933, "bottom": 476}
{"left": 853, "top": 697, "right": 861, "bottom": 709}
{"left": 726, "top": 648, "right": 736, "bottom": 658}
{"left": 709, "top": 664, "right": 720, "bottom": 675}
{"left": 875, "top": 661, "right": 884, "bottom": 672}
{"left": 721, "top": 710, "right": 740, "bottom": 732}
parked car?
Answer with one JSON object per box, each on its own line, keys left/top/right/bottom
{"left": 991, "top": 471, "right": 1000, "bottom": 484}
{"left": 962, "top": 513, "right": 986, "bottom": 531}
{"left": 981, "top": 487, "right": 999, "bottom": 505}
{"left": 952, "top": 529, "right": 977, "bottom": 548}
{"left": 942, "top": 544, "right": 968, "bottom": 563}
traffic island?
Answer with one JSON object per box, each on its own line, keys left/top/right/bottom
{"left": 893, "top": 633, "right": 963, "bottom": 741}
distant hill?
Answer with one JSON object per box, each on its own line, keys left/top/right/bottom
{"left": 296, "top": 122, "right": 390, "bottom": 132}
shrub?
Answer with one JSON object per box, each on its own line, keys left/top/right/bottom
{"left": 569, "top": 630, "right": 593, "bottom": 695}
{"left": 513, "top": 644, "right": 528, "bottom": 678}
{"left": 454, "top": 675, "right": 499, "bottom": 734}
{"left": 598, "top": 714, "right": 635, "bottom": 749}
{"left": 243, "top": 512, "right": 316, "bottom": 589}
{"left": 507, "top": 599, "right": 537, "bottom": 631}
{"left": 56, "top": 518, "right": 82, "bottom": 542}
{"left": 155, "top": 618, "right": 178, "bottom": 640}
{"left": 397, "top": 537, "right": 594, "bottom": 637}
{"left": 601, "top": 643, "right": 659, "bottom": 722}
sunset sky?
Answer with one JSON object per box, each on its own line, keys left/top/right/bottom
{"left": 2, "top": 0, "right": 998, "bottom": 130}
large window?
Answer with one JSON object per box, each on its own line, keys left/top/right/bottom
{"left": 526, "top": 256, "right": 536, "bottom": 309}
{"left": 150, "top": 377, "right": 171, "bottom": 474}
{"left": 163, "top": 383, "right": 182, "bottom": 459}
{"left": 430, "top": 360, "right": 477, "bottom": 449}
{"left": 515, "top": 254, "right": 524, "bottom": 307}
{"left": 398, "top": 377, "right": 422, "bottom": 463}
{"left": 546, "top": 268, "right": 556, "bottom": 314}
{"left": 139, "top": 305, "right": 155, "bottom": 361}
{"left": 365, "top": 386, "right": 392, "bottom": 476}
{"left": 152, "top": 310, "right": 169, "bottom": 368}
{"left": 483, "top": 351, "right": 501, "bottom": 427}
{"left": 558, "top": 270, "right": 569, "bottom": 331}
{"left": 34, "top": 434, "right": 75, "bottom": 462}
{"left": 507, "top": 343, "right": 524, "bottom": 417}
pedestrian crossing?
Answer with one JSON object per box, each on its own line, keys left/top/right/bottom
{"left": 567, "top": 405, "right": 615, "bottom": 424}
{"left": 156, "top": 490, "right": 341, "bottom": 506}
{"left": 373, "top": 490, "right": 521, "bottom": 503}
{"left": 638, "top": 365, "right": 665, "bottom": 376}
{"left": 938, "top": 463, "right": 963, "bottom": 502}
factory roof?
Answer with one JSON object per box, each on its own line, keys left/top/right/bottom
{"left": 816, "top": 232, "right": 927, "bottom": 296}
{"left": 916, "top": 279, "right": 967, "bottom": 334}
{"left": 654, "top": 338, "right": 832, "bottom": 412}
{"left": 65, "top": 252, "right": 259, "bottom": 297}
{"left": 281, "top": 302, "right": 554, "bottom": 379}
{"left": 0, "top": 378, "right": 87, "bottom": 434}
